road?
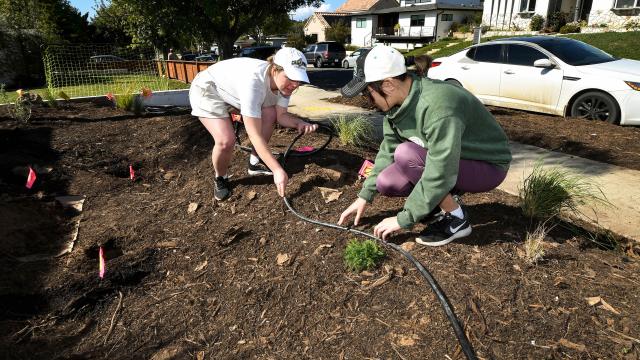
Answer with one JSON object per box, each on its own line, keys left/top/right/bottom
{"left": 306, "top": 67, "right": 353, "bottom": 92}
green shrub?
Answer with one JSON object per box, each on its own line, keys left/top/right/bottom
{"left": 518, "top": 160, "right": 609, "bottom": 221}
{"left": 331, "top": 114, "right": 375, "bottom": 147}
{"left": 42, "top": 88, "right": 59, "bottom": 108}
{"left": 450, "top": 22, "right": 460, "bottom": 32}
{"left": 560, "top": 23, "right": 581, "bottom": 34}
{"left": 459, "top": 24, "right": 472, "bottom": 33}
{"left": 530, "top": 15, "right": 545, "bottom": 31}
{"left": 345, "top": 44, "right": 359, "bottom": 51}
{"left": 548, "top": 11, "right": 568, "bottom": 32}
{"left": 344, "top": 239, "right": 385, "bottom": 272}
{"left": 625, "top": 19, "right": 640, "bottom": 31}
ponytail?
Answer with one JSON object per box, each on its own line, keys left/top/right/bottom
{"left": 413, "top": 55, "right": 432, "bottom": 77}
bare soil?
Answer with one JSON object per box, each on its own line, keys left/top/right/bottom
{"left": 1, "top": 102, "right": 639, "bottom": 359}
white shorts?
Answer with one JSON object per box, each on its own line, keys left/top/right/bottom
{"left": 189, "top": 81, "right": 230, "bottom": 119}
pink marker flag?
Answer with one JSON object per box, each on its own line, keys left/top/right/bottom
{"left": 295, "top": 146, "right": 315, "bottom": 153}
{"left": 26, "top": 167, "right": 37, "bottom": 189}
{"left": 98, "top": 246, "right": 105, "bottom": 279}
{"left": 129, "top": 164, "right": 135, "bottom": 181}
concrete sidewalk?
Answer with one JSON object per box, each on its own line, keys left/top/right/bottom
{"left": 288, "top": 85, "right": 640, "bottom": 242}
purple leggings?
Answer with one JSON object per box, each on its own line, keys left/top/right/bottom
{"left": 376, "top": 142, "right": 507, "bottom": 197}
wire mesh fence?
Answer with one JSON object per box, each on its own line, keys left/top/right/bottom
{"left": 43, "top": 44, "right": 170, "bottom": 98}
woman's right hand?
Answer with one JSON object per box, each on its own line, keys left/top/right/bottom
{"left": 338, "top": 197, "right": 368, "bottom": 226}
{"left": 273, "top": 168, "right": 289, "bottom": 197}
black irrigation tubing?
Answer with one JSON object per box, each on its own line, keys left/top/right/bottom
{"left": 233, "top": 120, "right": 476, "bottom": 359}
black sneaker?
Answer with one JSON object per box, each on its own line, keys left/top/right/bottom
{"left": 421, "top": 207, "right": 445, "bottom": 225}
{"left": 247, "top": 158, "right": 273, "bottom": 176}
{"left": 214, "top": 176, "right": 231, "bottom": 200}
{"left": 416, "top": 209, "right": 471, "bottom": 247}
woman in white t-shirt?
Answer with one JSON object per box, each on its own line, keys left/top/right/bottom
{"left": 189, "top": 47, "right": 317, "bottom": 201}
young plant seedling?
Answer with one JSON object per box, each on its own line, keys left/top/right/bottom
{"left": 344, "top": 239, "right": 385, "bottom": 272}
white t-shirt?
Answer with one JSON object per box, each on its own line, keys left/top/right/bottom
{"left": 191, "top": 57, "right": 290, "bottom": 118}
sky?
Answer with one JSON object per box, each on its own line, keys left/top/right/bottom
{"left": 68, "top": 0, "right": 343, "bottom": 21}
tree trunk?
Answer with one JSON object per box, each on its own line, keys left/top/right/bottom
{"left": 217, "top": 34, "right": 237, "bottom": 60}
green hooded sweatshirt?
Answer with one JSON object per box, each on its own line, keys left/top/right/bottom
{"left": 358, "top": 74, "right": 512, "bottom": 228}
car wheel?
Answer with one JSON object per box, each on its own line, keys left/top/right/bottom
{"left": 315, "top": 58, "right": 323, "bottom": 68}
{"left": 445, "top": 79, "right": 463, "bottom": 88}
{"left": 342, "top": 60, "right": 349, "bottom": 69}
{"left": 570, "top": 91, "right": 619, "bottom": 124}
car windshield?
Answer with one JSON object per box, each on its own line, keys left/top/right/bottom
{"left": 536, "top": 39, "right": 616, "bottom": 66}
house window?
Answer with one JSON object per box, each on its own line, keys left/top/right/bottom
{"left": 410, "top": 15, "right": 425, "bottom": 26}
{"left": 613, "top": 0, "right": 639, "bottom": 9}
{"left": 356, "top": 18, "right": 367, "bottom": 28}
{"left": 441, "top": 14, "right": 453, "bottom": 21}
{"left": 519, "top": 0, "right": 537, "bottom": 12}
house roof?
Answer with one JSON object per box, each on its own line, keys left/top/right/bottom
{"left": 306, "top": 12, "right": 352, "bottom": 29}
{"left": 336, "top": 0, "right": 385, "bottom": 12}
{"left": 353, "top": 3, "right": 482, "bottom": 15}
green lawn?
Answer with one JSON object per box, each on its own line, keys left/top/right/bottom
{"left": 16, "top": 75, "right": 189, "bottom": 100}
{"left": 405, "top": 31, "right": 640, "bottom": 60}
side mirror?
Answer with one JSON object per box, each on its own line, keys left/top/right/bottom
{"left": 534, "top": 58, "right": 555, "bottom": 68}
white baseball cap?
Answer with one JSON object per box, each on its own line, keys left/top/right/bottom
{"left": 364, "top": 45, "right": 406, "bottom": 82}
{"left": 274, "top": 47, "right": 309, "bottom": 84}
{"left": 340, "top": 45, "right": 407, "bottom": 98}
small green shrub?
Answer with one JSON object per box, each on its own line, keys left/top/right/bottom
{"left": 331, "top": 114, "right": 375, "bottom": 147}
{"left": 625, "top": 19, "right": 640, "bottom": 31}
{"left": 42, "top": 88, "right": 59, "bottom": 108}
{"left": 548, "top": 11, "right": 569, "bottom": 32}
{"left": 344, "top": 239, "right": 385, "bottom": 272}
{"left": 114, "top": 91, "right": 144, "bottom": 115}
{"left": 518, "top": 160, "right": 609, "bottom": 221}
{"left": 530, "top": 15, "right": 545, "bottom": 31}
{"left": 345, "top": 44, "right": 359, "bottom": 51}
{"left": 560, "top": 23, "right": 581, "bottom": 34}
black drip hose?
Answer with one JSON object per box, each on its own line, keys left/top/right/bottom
{"left": 241, "top": 122, "right": 477, "bottom": 359}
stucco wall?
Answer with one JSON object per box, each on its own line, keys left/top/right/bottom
{"left": 304, "top": 16, "right": 327, "bottom": 42}
{"left": 589, "top": 0, "right": 640, "bottom": 29}
{"left": 351, "top": 15, "right": 375, "bottom": 46}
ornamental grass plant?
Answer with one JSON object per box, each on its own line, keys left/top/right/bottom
{"left": 331, "top": 114, "right": 375, "bottom": 148}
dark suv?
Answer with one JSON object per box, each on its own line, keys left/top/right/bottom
{"left": 303, "top": 42, "right": 346, "bottom": 68}
{"left": 238, "top": 46, "right": 281, "bottom": 60}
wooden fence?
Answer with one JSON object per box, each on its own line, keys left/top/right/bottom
{"left": 157, "top": 60, "right": 215, "bottom": 84}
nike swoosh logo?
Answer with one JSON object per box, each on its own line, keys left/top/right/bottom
{"left": 449, "top": 221, "right": 467, "bottom": 233}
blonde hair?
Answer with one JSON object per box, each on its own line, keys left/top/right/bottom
{"left": 266, "top": 56, "right": 284, "bottom": 73}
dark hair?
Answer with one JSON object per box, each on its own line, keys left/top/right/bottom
{"left": 405, "top": 54, "right": 432, "bottom": 77}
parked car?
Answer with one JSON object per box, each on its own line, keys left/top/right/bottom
{"left": 342, "top": 47, "right": 371, "bottom": 69}
{"left": 304, "top": 41, "right": 346, "bottom": 68}
{"left": 180, "top": 53, "right": 197, "bottom": 61}
{"left": 195, "top": 54, "right": 216, "bottom": 62}
{"left": 428, "top": 36, "right": 640, "bottom": 125}
{"left": 238, "top": 46, "right": 281, "bottom": 60}
{"left": 89, "top": 55, "right": 126, "bottom": 64}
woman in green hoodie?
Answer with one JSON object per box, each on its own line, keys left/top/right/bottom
{"left": 337, "top": 45, "right": 511, "bottom": 246}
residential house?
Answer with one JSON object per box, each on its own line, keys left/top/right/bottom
{"left": 483, "top": 0, "right": 640, "bottom": 31}
{"left": 350, "top": 0, "right": 483, "bottom": 50}
{"left": 304, "top": 0, "right": 399, "bottom": 42}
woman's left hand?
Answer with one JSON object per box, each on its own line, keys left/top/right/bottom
{"left": 373, "top": 216, "right": 401, "bottom": 240}
{"left": 297, "top": 121, "right": 318, "bottom": 135}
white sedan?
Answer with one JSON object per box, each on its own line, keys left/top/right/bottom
{"left": 428, "top": 36, "right": 640, "bottom": 125}
{"left": 342, "top": 47, "right": 371, "bottom": 69}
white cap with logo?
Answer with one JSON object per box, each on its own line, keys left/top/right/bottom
{"left": 274, "top": 47, "right": 310, "bottom": 84}
{"left": 364, "top": 45, "right": 406, "bottom": 83}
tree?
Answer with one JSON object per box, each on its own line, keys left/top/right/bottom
{"left": 325, "top": 20, "right": 350, "bottom": 44}
{"left": 286, "top": 20, "right": 307, "bottom": 50}
{"left": 0, "top": 0, "right": 90, "bottom": 42}
{"left": 250, "top": 13, "right": 294, "bottom": 45}
{"left": 107, "top": 0, "right": 322, "bottom": 59}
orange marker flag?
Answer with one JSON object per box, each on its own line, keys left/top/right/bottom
{"left": 129, "top": 164, "right": 135, "bottom": 181}
{"left": 98, "top": 246, "right": 105, "bottom": 279}
{"left": 26, "top": 167, "right": 37, "bottom": 189}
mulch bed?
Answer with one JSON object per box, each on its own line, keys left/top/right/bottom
{"left": 327, "top": 96, "right": 640, "bottom": 171}
{"left": 0, "top": 103, "right": 639, "bottom": 359}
